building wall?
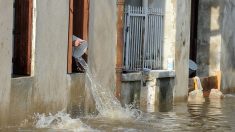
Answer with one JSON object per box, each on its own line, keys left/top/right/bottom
{"left": 149, "top": 0, "right": 165, "bottom": 11}
{"left": 148, "top": 0, "right": 191, "bottom": 100}
{"left": 197, "top": 0, "right": 223, "bottom": 77}
{"left": 174, "top": 0, "right": 191, "bottom": 100}
{"left": 197, "top": 0, "right": 235, "bottom": 91}
{"left": 125, "top": 0, "right": 142, "bottom": 6}
{"left": 221, "top": 0, "right": 235, "bottom": 91}
{"left": 31, "top": 0, "right": 70, "bottom": 113}
{"left": 149, "top": 0, "right": 175, "bottom": 70}
{"left": 0, "top": 0, "right": 118, "bottom": 126}
{"left": 88, "top": 0, "right": 117, "bottom": 92}
{"left": 9, "top": 77, "right": 33, "bottom": 125}
{"left": 67, "top": 73, "right": 96, "bottom": 117}
{"left": 149, "top": 0, "right": 191, "bottom": 100}
{"left": 0, "top": 0, "right": 14, "bottom": 126}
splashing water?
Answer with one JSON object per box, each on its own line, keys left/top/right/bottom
{"left": 85, "top": 67, "right": 142, "bottom": 120}
{"left": 33, "top": 65, "right": 142, "bottom": 130}
{"left": 33, "top": 62, "right": 142, "bottom": 130}
{"left": 209, "top": 71, "right": 223, "bottom": 99}
{"left": 34, "top": 111, "right": 96, "bottom": 131}
{"left": 188, "top": 76, "right": 205, "bottom": 102}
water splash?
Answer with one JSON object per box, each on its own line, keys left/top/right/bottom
{"left": 33, "top": 65, "right": 142, "bottom": 130}
{"left": 209, "top": 89, "right": 224, "bottom": 99}
{"left": 33, "top": 61, "right": 142, "bottom": 130}
{"left": 188, "top": 76, "right": 205, "bottom": 102}
{"left": 209, "top": 71, "right": 223, "bottom": 99}
{"left": 85, "top": 67, "right": 142, "bottom": 120}
{"left": 34, "top": 111, "right": 96, "bottom": 131}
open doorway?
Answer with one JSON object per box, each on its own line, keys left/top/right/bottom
{"left": 68, "top": 0, "right": 89, "bottom": 73}
{"left": 12, "top": 0, "right": 33, "bottom": 77}
{"left": 189, "top": 0, "right": 199, "bottom": 78}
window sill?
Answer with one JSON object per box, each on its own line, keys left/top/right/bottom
{"left": 122, "top": 70, "right": 175, "bottom": 82}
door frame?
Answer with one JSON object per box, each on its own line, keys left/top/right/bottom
{"left": 13, "top": 0, "right": 33, "bottom": 76}
{"left": 190, "top": 0, "right": 199, "bottom": 62}
{"left": 68, "top": 0, "right": 89, "bottom": 73}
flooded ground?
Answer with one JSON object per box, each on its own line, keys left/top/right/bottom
{"left": 1, "top": 94, "right": 235, "bottom": 132}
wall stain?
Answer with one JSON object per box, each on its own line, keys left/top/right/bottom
{"left": 0, "top": 42, "right": 4, "bottom": 49}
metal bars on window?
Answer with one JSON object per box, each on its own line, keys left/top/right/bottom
{"left": 123, "top": 5, "right": 164, "bottom": 71}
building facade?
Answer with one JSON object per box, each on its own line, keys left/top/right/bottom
{"left": 0, "top": 0, "right": 235, "bottom": 126}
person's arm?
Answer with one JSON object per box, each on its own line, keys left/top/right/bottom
{"left": 72, "top": 35, "right": 86, "bottom": 46}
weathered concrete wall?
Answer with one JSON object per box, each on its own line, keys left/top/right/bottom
{"left": 32, "top": 0, "right": 69, "bottom": 113}
{"left": 125, "top": 0, "right": 142, "bottom": 6}
{"left": 174, "top": 0, "right": 191, "bottom": 100}
{"left": 148, "top": 0, "right": 191, "bottom": 100}
{"left": 1, "top": 0, "right": 119, "bottom": 126}
{"left": 121, "top": 81, "right": 141, "bottom": 106}
{"left": 7, "top": 74, "right": 87, "bottom": 126}
{"left": 121, "top": 70, "right": 175, "bottom": 111}
{"left": 67, "top": 73, "right": 96, "bottom": 117}
{"left": 196, "top": 0, "right": 235, "bottom": 91}
{"left": 9, "top": 77, "right": 33, "bottom": 125}
{"left": 88, "top": 0, "right": 117, "bottom": 92}
{"left": 1, "top": 0, "right": 120, "bottom": 126}
{"left": 0, "top": 0, "right": 13, "bottom": 126}
{"left": 221, "top": 0, "right": 235, "bottom": 91}
{"left": 149, "top": 0, "right": 165, "bottom": 11}
{"left": 197, "top": 0, "right": 223, "bottom": 77}
{"left": 158, "top": 78, "right": 174, "bottom": 112}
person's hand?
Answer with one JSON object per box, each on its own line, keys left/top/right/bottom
{"left": 73, "top": 38, "right": 86, "bottom": 46}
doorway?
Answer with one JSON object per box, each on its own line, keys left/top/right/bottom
{"left": 13, "top": 0, "right": 33, "bottom": 76}
{"left": 189, "top": 0, "right": 199, "bottom": 77}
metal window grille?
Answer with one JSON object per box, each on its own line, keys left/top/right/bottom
{"left": 123, "top": 5, "right": 164, "bottom": 72}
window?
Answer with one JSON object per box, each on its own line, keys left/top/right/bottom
{"left": 12, "top": 0, "right": 33, "bottom": 77}
{"left": 68, "top": 0, "right": 89, "bottom": 73}
{"left": 123, "top": 5, "right": 164, "bottom": 72}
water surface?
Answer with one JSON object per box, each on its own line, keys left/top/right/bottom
{"left": 1, "top": 94, "right": 235, "bottom": 132}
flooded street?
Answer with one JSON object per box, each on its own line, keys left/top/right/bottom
{"left": 1, "top": 94, "right": 235, "bottom": 132}
{"left": 1, "top": 0, "right": 235, "bottom": 131}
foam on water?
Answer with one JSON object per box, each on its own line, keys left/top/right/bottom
{"left": 188, "top": 76, "right": 205, "bottom": 102}
{"left": 34, "top": 111, "right": 96, "bottom": 131}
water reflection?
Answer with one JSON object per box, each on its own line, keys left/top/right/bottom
{"left": 187, "top": 97, "right": 233, "bottom": 131}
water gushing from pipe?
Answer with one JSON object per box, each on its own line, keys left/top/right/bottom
{"left": 85, "top": 66, "right": 142, "bottom": 120}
